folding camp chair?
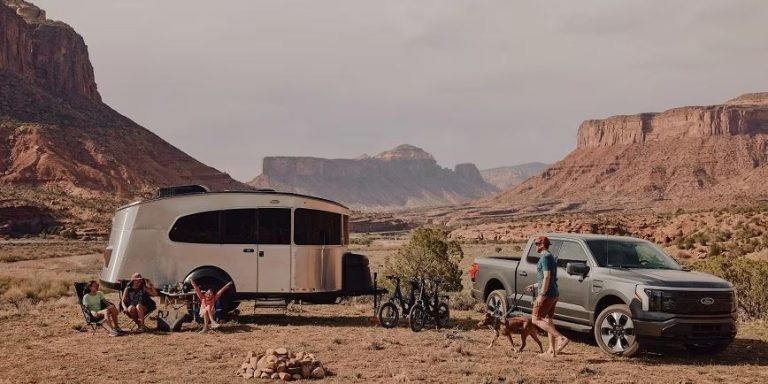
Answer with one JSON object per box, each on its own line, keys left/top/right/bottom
{"left": 117, "top": 279, "right": 157, "bottom": 331}
{"left": 73, "top": 282, "right": 109, "bottom": 334}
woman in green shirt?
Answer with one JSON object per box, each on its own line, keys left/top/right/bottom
{"left": 82, "top": 280, "right": 122, "bottom": 336}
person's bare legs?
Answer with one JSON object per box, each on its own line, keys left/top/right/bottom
{"left": 94, "top": 311, "right": 114, "bottom": 331}
{"left": 107, "top": 305, "right": 120, "bottom": 330}
{"left": 200, "top": 306, "right": 211, "bottom": 332}
{"left": 532, "top": 316, "right": 563, "bottom": 355}
{"left": 126, "top": 305, "right": 140, "bottom": 326}
{"left": 136, "top": 304, "right": 147, "bottom": 329}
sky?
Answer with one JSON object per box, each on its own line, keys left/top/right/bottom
{"left": 34, "top": 0, "right": 768, "bottom": 181}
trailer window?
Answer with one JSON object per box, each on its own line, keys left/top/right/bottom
{"left": 222, "top": 209, "right": 256, "bottom": 244}
{"left": 257, "top": 208, "right": 291, "bottom": 244}
{"left": 169, "top": 211, "right": 220, "bottom": 243}
{"left": 294, "top": 209, "right": 342, "bottom": 245}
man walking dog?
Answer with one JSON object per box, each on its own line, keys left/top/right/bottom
{"left": 525, "top": 236, "right": 570, "bottom": 356}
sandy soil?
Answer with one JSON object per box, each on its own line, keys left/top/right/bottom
{"left": 1, "top": 242, "right": 767, "bottom": 383}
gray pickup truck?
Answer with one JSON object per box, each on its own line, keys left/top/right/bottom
{"left": 470, "top": 233, "right": 737, "bottom": 356}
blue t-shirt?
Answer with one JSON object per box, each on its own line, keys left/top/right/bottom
{"left": 536, "top": 250, "right": 558, "bottom": 297}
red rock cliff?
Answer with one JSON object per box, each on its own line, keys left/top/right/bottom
{"left": 0, "top": 1, "right": 99, "bottom": 102}
{"left": 577, "top": 94, "right": 768, "bottom": 148}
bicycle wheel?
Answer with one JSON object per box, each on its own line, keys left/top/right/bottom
{"left": 436, "top": 303, "right": 450, "bottom": 329}
{"left": 409, "top": 304, "right": 426, "bottom": 332}
{"left": 378, "top": 302, "right": 400, "bottom": 328}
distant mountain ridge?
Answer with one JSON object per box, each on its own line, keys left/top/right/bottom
{"left": 480, "top": 162, "right": 548, "bottom": 189}
{"left": 249, "top": 144, "right": 499, "bottom": 210}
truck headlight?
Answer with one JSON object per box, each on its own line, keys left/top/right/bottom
{"left": 635, "top": 285, "right": 664, "bottom": 312}
{"left": 644, "top": 289, "right": 664, "bottom": 312}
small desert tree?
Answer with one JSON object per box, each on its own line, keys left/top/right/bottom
{"left": 381, "top": 227, "right": 464, "bottom": 292}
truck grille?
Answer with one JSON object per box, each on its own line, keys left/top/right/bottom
{"left": 661, "top": 291, "right": 734, "bottom": 315}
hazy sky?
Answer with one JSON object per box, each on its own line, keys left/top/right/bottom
{"left": 34, "top": 0, "right": 768, "bottom": 181}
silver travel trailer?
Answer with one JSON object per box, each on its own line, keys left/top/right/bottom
{"left": 99, "top": 186, "right": 375, "bottom": 309}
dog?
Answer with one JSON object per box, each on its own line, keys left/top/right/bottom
{"left": 476, "top": 312, "right": 544, "bottom": 353}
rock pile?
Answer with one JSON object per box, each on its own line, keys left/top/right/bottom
{"left": 235, "top": 348, "right": 327, "bottom": 381}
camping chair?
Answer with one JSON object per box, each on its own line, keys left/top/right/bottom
{"left": 73, "top": 282, "right": 109, "bottom": 334}
{"left": 117, "top": 279, "right": 157, "bottom": 331}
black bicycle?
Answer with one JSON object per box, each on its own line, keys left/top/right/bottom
{"left": 378, "top": 275, "right": 420, "bottom": 328}
{"left": 408, "top": 276, "right": 450, "bottom": 332}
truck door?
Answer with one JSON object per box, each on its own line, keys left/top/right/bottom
{"left": 256, "top": 208, "right": 292, "bottom": 293}
{"left": 552, "top": 240, "right": 592, "bottom": 325}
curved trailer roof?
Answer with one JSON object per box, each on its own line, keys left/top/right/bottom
{"left": 117, "top": 190, "right": 349, "bottom": 212}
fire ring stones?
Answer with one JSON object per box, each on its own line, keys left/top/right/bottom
{"left": 235, "top": 348, "right": 327, "bottom": 380}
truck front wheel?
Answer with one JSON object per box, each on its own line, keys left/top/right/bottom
{"left": 485, "top": 289, "right": 507, "bottom": 317}
{"left": 594, "top": 304, "right": 639, "bottom": 357}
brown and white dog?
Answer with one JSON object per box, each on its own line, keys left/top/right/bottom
{"left": 476, "top": 312, "right": 544, "bottom": 352}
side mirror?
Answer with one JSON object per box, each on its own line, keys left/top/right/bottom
{"left": 566, "top": 262, "right": 589, "bottom": 276}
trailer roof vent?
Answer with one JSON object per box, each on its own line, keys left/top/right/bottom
{"left": 157, "top": 184, "right": 210, "bottom": 197}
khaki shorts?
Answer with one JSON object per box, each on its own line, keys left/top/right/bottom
{"left": 532, "top": 296, "right": 558, "bottom": 320}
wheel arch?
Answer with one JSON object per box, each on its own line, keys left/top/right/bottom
{"left": 184, "top": 266, "right": 235, "bottom": 292}
{"left": 593, "top": 294, "right": 627, "bottom": 324}
{"left": 483, "top": 277, "right": 507, "bottom": 302}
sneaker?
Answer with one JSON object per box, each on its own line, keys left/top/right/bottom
{"left": 211, "top": 321, "right": 221, "bottom": 329}
{"left": 199, "top": 327, "right": 209, "bottom": 334}
{"left": 136, "top": 325, "right": 146, "bottom": 333}
{"left": 115, "top": 327, "right": 125, "bottom": 334}
{"left": 109, "top": 330, "right": 120, "bottom": 337}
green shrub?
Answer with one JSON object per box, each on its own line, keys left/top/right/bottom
{"left": 692, "top": 257, "right": 768, "bottom": 320}
{"left": 380, "top": 227, "right": 464, "bottom": 292}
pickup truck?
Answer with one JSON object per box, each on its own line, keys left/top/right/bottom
{"left": 469, "top": 233, "right": 737, "bottom": 356}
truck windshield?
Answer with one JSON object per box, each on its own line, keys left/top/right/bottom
{"left": 586, "top": 239, "right": 681, "bottom": 270}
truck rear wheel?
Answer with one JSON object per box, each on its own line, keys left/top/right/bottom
{"left": 485, "top": 289, "right": 507, "bottom": 317}
{"left": 594, "top": 304, "right": 639, "bottom": 356}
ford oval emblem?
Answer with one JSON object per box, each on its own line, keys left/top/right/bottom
{"left": 700, "top": 297, "right": 715, "bottom": 306}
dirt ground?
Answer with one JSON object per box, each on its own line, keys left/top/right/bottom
{"left": 1, "top": 241, "right": 767, "bottom": 383}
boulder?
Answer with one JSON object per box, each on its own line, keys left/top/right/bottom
{"left": 311, "top": 367, "right": 326, "bottom": 379}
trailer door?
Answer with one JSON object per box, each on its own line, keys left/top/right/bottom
{"left": 256, "top": 208, "right": 292, "bottom": 292}
{"left": 220, "top": 209, "right": 258, "bottom": 293}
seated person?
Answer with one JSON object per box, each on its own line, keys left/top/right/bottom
{"left": 121, "top": 273, "right": 158, "bottom": 332}
{"left": 190, "top": 279, "right": 233, "bottom": 333}
{"left": 82, "top": 280, "right": 122, "bottom": 336}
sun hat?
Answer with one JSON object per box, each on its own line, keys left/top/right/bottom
{"left": 130, "top": 272, "right": 144, "bottom": 281}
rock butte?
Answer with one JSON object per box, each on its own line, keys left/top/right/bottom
{"left": 249, "top": 144, "right": 499, "bottom": 210}
{"left": 489, "top": 92, "right": 768, "bottom": 215}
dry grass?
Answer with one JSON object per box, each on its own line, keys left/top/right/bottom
{"left": 0, "top": 240, "right": 104, "bottom": 263}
